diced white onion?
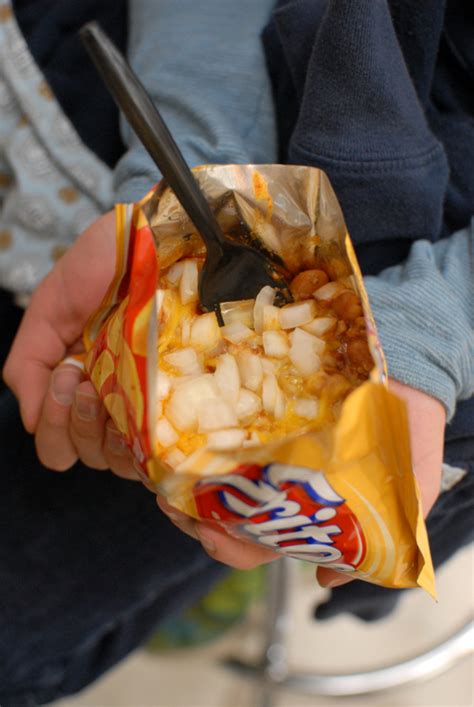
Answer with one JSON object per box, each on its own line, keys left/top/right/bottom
{"left": 279, "top": 300, "right": 316, "bottom": 329}
{"left": 236, "top": 389, "right": 261, "bottom": 423}
{"left": 179, "top": 259, "right": 199, "bottom": 304}
{"left": 163, "top": 347, "right": 202, "bottom": 375}
{"left": 263, "top": 305, "right": 281, "bottom": 331}
{"left": 156, "top": 418, "right": 179, "bottom": 447}
{"left": 190, "top": 312, "right": 222, "bottom": 351}
{"left": 302, "top": 317, "right": 337, "bottom": 337}
{"left": 262, "top": 330, "right": 289, "bottom": 359}
{"left": 166, "top": 375, "right": 218, "bottom": 431}
{"left": 253, "top": 286, "right": 276, "bottom": 334}
{"left": 181, "top": 318, "right": 192, "bottom": 345}
{"left": 165, "top": 261, "right": 185, "bottom": 286}
{"left": 262, "top": 374, "right": 286, "bottom": 420}
{"left": 156, "top": 371, "right": 172, "bottom": 400}
{"left": 294, "top": 398, "right": 319, "bottom": 419}
{"left": 169, "top": 374, "right": 196, "bottom": 389}
{"left": 313, "top": 281, "right": 345, "bottom": 301}
{"left": 274, "top": 386, "right": 287, "bottom": 420}
{"left": 174, "top": 447, "right": 207, "bottom": 473}
{"left": 243, "top": 430, "right": 262, "bottom": 447}
{"left": 156, "top": 289, "right": 166, "bottom": 316}
{"left": 221, "top": 299, "right": 255, "bottom": 328}
{"left": 198, "top": 397, "right": 238, "bottom": 433}
{"left": 237, "top": 351, "right": 263, "bottom": 391}
{"left": 289, "top": 327, "right": 325, "bottom": 354}
{"left": 207, "top": 428, "right": 247, "bottom": 451}
{"left": 261, "top": 357, "right": 278, "bottom": 374}
{"left": 214, "top": 353, "right": 240, "bottom": 403}
{"left": 221, "top": 321, "right": 253, "bottom": 344}
{"left": 289, "top": 328, "right": 322, "bottom": 377}
{"left": 162, "top": 447, "right": 186, "bottom": 468}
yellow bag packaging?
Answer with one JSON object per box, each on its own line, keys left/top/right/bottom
{"left": 84, "top": 165, "right": 435, "bottom": 595}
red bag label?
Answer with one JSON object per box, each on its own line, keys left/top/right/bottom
{"left": 194, "top": 463, "right": 367, "bottom": 570}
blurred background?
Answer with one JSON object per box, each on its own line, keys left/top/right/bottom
{"left": 58, "top": 543, "right": 473, "bottom": 707}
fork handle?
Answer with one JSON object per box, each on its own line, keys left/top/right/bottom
{"left": 80, "top": 22, "right": 226, "bottom": 252}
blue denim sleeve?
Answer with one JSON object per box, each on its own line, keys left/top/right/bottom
{"left": 365, "top": 221, "right": 474, "bottom": 420}
{"left": 114, "top": 0, "right": 277, "bottom": 203}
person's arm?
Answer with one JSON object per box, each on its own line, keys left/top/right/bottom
{"left": 365, "top": 221, "right": 474, "bottom": 421}
{"left": 318, "top": 226, "right": 473, "bottom": 589}
{"left": 114, "top": 0, "right": 278, "bottom": 203}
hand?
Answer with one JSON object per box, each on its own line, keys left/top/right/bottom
{"left": 158, "top": 379, "right": 445, "bottom": 581}
{"left": 318, "top": 378, "right": 445, "bottom": 588}
{"left": 156, "top": 494, "right": 279, "bottom": 570}
{"left": 3, "top": 211, "right": 138, "bottom": 480}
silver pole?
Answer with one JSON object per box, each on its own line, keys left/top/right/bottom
{"left": 281, "top": 618, "right": 474, "bottom": 697}
{"left": 226, "top": 619, "right": 474, "bottom": 699}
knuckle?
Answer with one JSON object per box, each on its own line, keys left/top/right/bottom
{"left": 69, "top": 428, "right": 109, "bottom": 471}
{"left": 71, "top": 419, "right": 102, "bottom": 442}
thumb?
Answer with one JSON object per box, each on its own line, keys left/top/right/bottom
{"left": 3, "top": 278, "right": 68, "bottom": 433}
{"left": 3, "top": 210, "right": 116, "bottom": 432}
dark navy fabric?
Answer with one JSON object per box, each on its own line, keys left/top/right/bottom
{"left": 263, "top": 0, "right": 474, "bottom": 274}
{"left": 0, "top": 293, "right": 226, "bottom": 706}
{"left": 264, "top": 0, "right": 474, "bottom": 622}
{"left": 13, "top": 0, "right": 128, "bottom": 168}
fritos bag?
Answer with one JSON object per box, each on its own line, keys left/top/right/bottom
{"left": 83, "top": 165, "right": 435, "bottom": 595}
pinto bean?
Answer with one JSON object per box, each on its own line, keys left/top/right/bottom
{"left": 290, "top": 269, "right": 329, "bottom": 300}
{"left": 332, "top": 291, "right": 363, "bottom": 321}
{"left": 347, "top": 338, "right": 373, "bottom": 372}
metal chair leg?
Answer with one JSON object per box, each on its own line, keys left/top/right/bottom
{"left": 223, "top": 557, "right": 474, "bottom": 700}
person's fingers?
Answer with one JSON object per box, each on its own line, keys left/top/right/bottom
{"left": 3, "top": 211, "right": 117, "bottom": 432}
{"left": 316, "top": 567, "right": 354, "bottom": 589}
{"left": 3, "top": 287, "right": 70, "bottom": 432}
{"left": 35, "top": 364, "right": 84, "bottom": 471}
{"left": 388, "top": 378, "right": 445, "bottom": 517}
{"left": 103, "top": 421, "right": 141, "bottom": 481}
{"left": 69, "top": 380, "right": 109, "bottom": 470}
{"left": 156, "top": 493, "right": 280, "bottom": 567}
{"left": 194, "top": 524, "right": 279, "bottom": 569}
{"left": 156, "top": 495, "right": 200, "bottom": 539}
{"left": 73, "top": 387, "right": 143, "bottom": 478}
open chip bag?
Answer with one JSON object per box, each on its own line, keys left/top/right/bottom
{"left": 83, "top": 164, "right": 435, "bottom": 595}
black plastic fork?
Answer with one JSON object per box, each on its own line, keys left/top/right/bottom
{"left": 80, "top": 22, "right": 290, "bottom": 323}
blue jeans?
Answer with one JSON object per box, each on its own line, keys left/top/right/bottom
{"left": 1, "top": 289, "right": 472, "bottom": 704}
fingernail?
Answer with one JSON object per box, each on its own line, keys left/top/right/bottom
{"left": 106, "top": 426, "right": 125, "bottom": 454}
{"left": 195, "top": 526, "right": 217, "bottom": 555}
{"left": 75, "top": 390, "right": 100, "bottom": 421}
{"left": 51, "top": 367, "right": 80, "bottom": 406}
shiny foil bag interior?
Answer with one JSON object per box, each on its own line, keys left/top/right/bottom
{"left": 83, "top": 164, "right": 435, "bottom": 596}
